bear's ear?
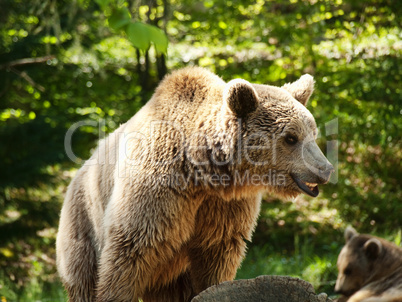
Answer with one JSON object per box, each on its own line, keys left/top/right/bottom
{"left": 364, "top": 238, "right": 382, "bottom": 259}
{"left": 224, "top": 79, "right": 258, "bottom": 118}
{"left": 282, "top": 74, "right": 314, "bottom": 106}
{"left": 344, "top": 226, "right": 358, "bottom": 243}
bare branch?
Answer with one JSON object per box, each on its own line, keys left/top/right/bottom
{"left": 10, "top": 67, "right": 45, "bottom": 92}
{"left": 0, "top": 55, "right": 55, "bottom": 70}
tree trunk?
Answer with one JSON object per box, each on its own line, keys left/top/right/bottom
{"left": 157, "top": 54, "right": 167, "bottom": 80}
{"left": 191, "top": 275, "right": 334, "bottom": 302}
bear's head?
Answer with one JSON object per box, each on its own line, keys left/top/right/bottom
{"left": 334, "top": 226, "right": 384, "bottom": 297}
{"left": 221, "top": 75, "right": 334, "bottom": 198}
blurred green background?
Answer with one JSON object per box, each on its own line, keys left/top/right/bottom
{"left": 0, "top": 0, "right": 401, "bottom": 301}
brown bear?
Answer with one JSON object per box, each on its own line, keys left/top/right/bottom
{"left": 56, "top": 67, "right": 334, "bottom": 302}
{"left": 335, "top": 226, "right": 402, "bottom": 302}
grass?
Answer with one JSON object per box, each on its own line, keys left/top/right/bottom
{"left": 1, "top": 234, "right": 340, "bottom": 301}
{"left": 2, "top": 231, "right": 401, "bottom": 301}
{"left": 0, "top": 274, "right": 66, "bottom": 302}
{"left": 2, "top": 249, "right": 337, "bottom": 302}
{"left": 236, "top": 240, "right": 339, "bottom": 299}
{"left": 1, "top": 193, "right": 400, "bottom": 301}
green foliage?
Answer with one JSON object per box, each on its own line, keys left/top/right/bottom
{"left": 237, "top": 243, "right": 339, "bottom": 297}
{"left": 125, "top": 21, "right": 168, "bottom": 53}
{"left": 98, "top": 1, "right": 168, "bottom": 54}
{"left": 0, "top": 0, "right": 401, "bottom": 300}
{"left": 108, "top": 7, "right": 131, "bottom": 31}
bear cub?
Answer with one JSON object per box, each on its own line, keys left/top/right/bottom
{"left": 335, "top": 226, "right": 402, "bottom": 302}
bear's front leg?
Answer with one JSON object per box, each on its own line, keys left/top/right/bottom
{"left": 189, "top": 235, "right": 247, "bottom": 293}
{"left": 95, "top": 235, "right": 150, "bottom": 301}
{"left": 188, "top": 195, "right": 261, "bottom": 294}
{"left": 95, "top": 184, "right": 199, "bottom": 302}
{"left": 142, "top": 271, "right": 195, "bottom": 302}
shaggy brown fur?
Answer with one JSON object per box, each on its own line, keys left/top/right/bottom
{"left": 335, "top": 227, "right": 402, "bottom": 302}
{"left": 56, "top": 67, "right": 333, "bottom": 301}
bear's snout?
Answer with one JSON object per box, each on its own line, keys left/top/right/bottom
{"left": 300, "top": 140, "right": 334, "bottom": 184}
{"left": 316, "top": 163, "right": 334, "bottom": 184}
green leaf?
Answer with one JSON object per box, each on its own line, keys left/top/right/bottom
{"left": 95, "top": 0, "right": 110, "bottom": 10}
{"left": 126, "top": 22, "right": 150, "bottom": 51}
{"left": 148, "top": 25, "right": 168, "bottom": 54}
{"left": 108, "top": 7, "right": 131, "bottom": 32}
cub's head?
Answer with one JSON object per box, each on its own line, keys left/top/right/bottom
{"left": 334, "top": 226, "right": 384, "bottom": 297}
{"left": 222, "top": 75, "right": 334, "bottom": 198}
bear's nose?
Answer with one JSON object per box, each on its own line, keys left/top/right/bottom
{"left": 317, "top": 163, "right": 334, "bottom": 183}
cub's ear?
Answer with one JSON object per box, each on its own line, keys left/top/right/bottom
{"left": 344, "top": 226, "right": 358, "bottom": 243}
{"left": 224, "top": 79, "right": 258, "bottom": 118}
{"left": 364, "top": 238, "right": 382, "bottom": 259}
{"left": 282, "top": 74, "right": 314, "bottom": 106}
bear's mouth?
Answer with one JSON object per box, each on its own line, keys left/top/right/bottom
{"left": 290, "top": 174, "right": 319, "bottom": 197}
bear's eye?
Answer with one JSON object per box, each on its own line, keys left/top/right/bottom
{"left": 344, "top": 267, "right": 352, "bottom": 275}
{"left": 285, "top": 134, "right": 298, "bottom": 145}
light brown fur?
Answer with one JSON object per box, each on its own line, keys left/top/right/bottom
{"left": 56, "top": 67, "right": 333, "bottom": 301}
{"left": 335, "top": 227, "right": 402, "bottom": 302}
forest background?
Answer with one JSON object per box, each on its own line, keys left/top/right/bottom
{"left": 0, "top": 0, "right": 401, "bottom": 300}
